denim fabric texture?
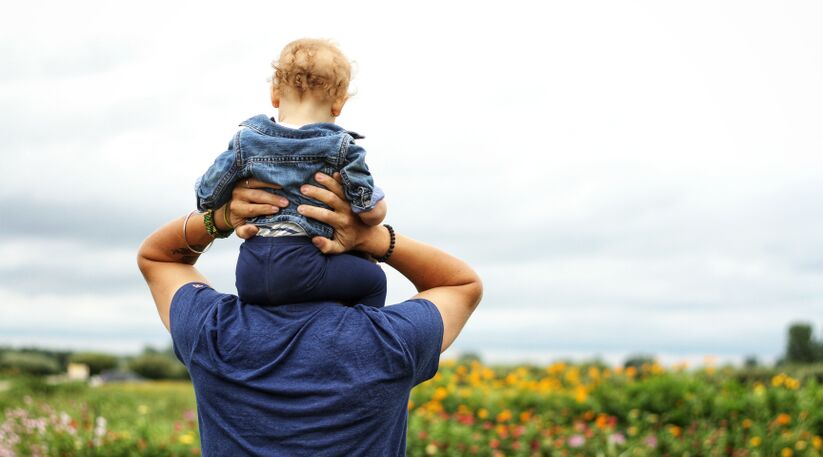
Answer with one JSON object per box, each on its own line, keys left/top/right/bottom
{"left": 235, "top": 236, "right": 387, "bottom": 308}
{"left": 195, "top": 115, "right": 384, "bottom": 239}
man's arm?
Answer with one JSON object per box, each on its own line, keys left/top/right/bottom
{"left": 137, "top": 182, "right": 288, "bottom": 330}
{"left": 299, "top": 174, "right": 482, "bottom": 353}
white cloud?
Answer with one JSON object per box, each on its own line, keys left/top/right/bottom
{"left": 1, "top": 0, "right": 822, "bottom": 361}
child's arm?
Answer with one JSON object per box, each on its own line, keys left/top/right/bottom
{"left": 358, "top": 198, "right": 387, "bottom": 226}
{"left": 196, "top": 132, "right": 241, "bottom": 211}
{"left": 340, "top": 139, "right": 384, "bottom": 216}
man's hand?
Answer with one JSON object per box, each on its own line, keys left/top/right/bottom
{"left": 222, "top": 179, "right": 289, "bottom": 239}
{"left": 297, "top": 173, "right": 389, "bottom": 256}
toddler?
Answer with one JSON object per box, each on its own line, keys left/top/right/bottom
{"left": 195, "top": 38, "right": 388, "bottom": 308}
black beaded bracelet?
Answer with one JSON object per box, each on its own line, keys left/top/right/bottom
{"left": 375, "top": 224, "right": 396, "bottom": 263}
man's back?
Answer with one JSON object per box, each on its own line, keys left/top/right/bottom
{"left": 170, "top": 282, "right": 443, "bottom": 457}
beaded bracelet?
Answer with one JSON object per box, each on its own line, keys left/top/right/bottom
{"left": 375, "top": 224, "right": 396, "bottom": 263}
{"left": 204, "top": 208, "right": 233, "bottom": 239}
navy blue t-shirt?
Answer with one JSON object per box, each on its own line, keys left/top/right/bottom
{"left": 170, "top": 283, "right": 443, "bottom": 456}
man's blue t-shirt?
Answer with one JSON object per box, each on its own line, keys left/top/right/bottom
{"left": 170, "top": 283, "right": 443, "bottom": 457}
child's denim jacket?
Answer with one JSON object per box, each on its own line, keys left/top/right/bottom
{"left": 195, "top": 115, "right": 383, "bottom": 239}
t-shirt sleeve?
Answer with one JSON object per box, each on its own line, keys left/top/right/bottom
{"left": 169, "top": 282, "right": 223, "bottom": 367}
{"left": 382, "top": 298, "right": 444, "bottom": 386}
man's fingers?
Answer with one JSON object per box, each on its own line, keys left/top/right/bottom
{"left": 233, "top": 187, "right": 289, "bottom": 207}
{"left": 243, "top": 178, "right": 282, "bottom": 190}
{"left": 301, "top": 183, "right": 347, "bottom": 212}
{"left": 236, "top": 224, "right": 259, "bottom": 240}
{"left": 315, "top": 172, "right": 346, "bottom": 200}
{"left": 234, "top": 202, "right": 280, "bottom": 219}
{"left": 311, "top": 236, "right": 343, "bottom": 254}
{"left": 298, "top": 204, "right": 345, "bottom": 226}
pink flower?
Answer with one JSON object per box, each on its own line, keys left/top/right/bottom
{"left": 608, "top": 433, "right": 626, "bottom": 445}
{"left": 568, "top": 434, "right": 585, "bottom": 448}
{"left": 644, "top": 435, "right": 658, "bottom": 447}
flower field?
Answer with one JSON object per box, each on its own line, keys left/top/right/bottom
{"left": 2, "top": 361, "right": 823, "bottom": 456}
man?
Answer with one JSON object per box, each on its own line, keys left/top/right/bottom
{"left": 137, "top": 173, "right": 482, "bottom": 456}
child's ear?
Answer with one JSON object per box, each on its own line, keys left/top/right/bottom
{"left": 270, "top": 86, "right": 280, "bottom": 108}
{"left": 331, "top": 96, "right": 348, "bottom": 117}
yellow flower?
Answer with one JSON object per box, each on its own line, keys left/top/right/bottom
{"left": 812, "top": 436, "right": 822, "bottom": 450}
{"left": 425, "top": 443, "right": 438, "bottom": 455}
{"left": 137, "top": 404, "right": 149, "bottom": 415}
{"left": 432, "top": 387, "right": 448, "bottom": 401}
{"left": 741, "top": 418, "right": 752, "bottom": 429}
{"left": 496, "top": 409, "right": 512, "bottom": 423}
{"left": 750, "top": 437, "right": 762, "bottom": 447}
{"left": 179, "top": 433, "right": 195, "bottom": 445}
{"left": 668, "top": 425, "right": 682, "bottom": 437}
{"left": 574, "top": 385, "right": 588, "bottom": 403}
{"left": 781, "top": 447, "right": 793, "bottom": 457}
{"left": 478, "top": 408, "right": 489, "bottom": 419}
{"left": 796, "top": 441, "right": 807, "bottom": 451}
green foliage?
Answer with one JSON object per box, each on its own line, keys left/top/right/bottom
{"left": 788, "top": 322, "right": 818, "bottom": 364}
{"left": 0, "top": 351, "right": 61, "bottom": 376}
{"left": 623, "top": 353, "right": 655, "bottom": 370}
{"left": 129, "top": 355, "right": 187, "bottom": 380}
{"left": 70, "top": 352, "right": 119, "bottom": 375}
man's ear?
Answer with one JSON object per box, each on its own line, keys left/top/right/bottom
{"left": 270, "top": 86, "right": 280, "bottom": 108}
{"left": 331, "top": 96, "right": 348, "bottom": 117}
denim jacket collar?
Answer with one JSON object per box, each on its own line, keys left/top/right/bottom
{"left": 240, "top": 114, "right": 365, "bottom": 140}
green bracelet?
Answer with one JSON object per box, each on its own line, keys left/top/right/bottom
{"left": 203, "top": 209, "right": 233, "bottom": 239}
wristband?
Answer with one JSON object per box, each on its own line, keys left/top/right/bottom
{"left": 204, "top": 208, "right": 233, "bottom": 239}
{"left": 375, "top": 224, "right": 395, "bottom": 263}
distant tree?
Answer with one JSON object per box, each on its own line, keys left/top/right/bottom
{"left": 0, "top": 352, "right": 60, "bottom": 376}
{"left": 70, "top": 352, "right": 119, "bottom": 375}
{"left": 744, "top": 355, "right": 759, "bottom": 368}
{"left": 457, "top": 351, "right": 483, "bottom": 365}
{"left": 786, "top": 323, "right": 817, "bottom": 364}
{"left": 129, "top": 354, "right": 187, "bottom": 380}
{"left": 623, "top": 354, "right": 656, "bottom": 370}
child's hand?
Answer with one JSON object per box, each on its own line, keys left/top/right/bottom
{"left": 358, "top": 199, "right": 387, "bottom": 226}
{"left": 224, "top": 179, "right": 289, "bottom": 239}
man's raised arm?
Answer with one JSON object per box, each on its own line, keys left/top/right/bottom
{"left": 300, "top": 173, "right": 483, "bottom": 353}
{"left": 137, "top": 182, "right": 288, "bottom": 330}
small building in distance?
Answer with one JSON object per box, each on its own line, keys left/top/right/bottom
{"left": 67, "top": 363, "right": 90, "bottom": 381}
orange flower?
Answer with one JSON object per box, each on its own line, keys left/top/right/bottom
{"left": 496, "top": 410, "right": 513, "bottom": 423}
{"left": 776, "top": 413, "right": 791, "bottom": 426}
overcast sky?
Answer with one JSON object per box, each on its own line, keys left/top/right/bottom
{"left": 1, "top": 1, "right": 821, "bottom": 366}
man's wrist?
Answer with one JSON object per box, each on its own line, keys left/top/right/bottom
{"left": 357, "top": 225, "right": 392, "bottom": 258}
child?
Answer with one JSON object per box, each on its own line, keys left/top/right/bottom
{"left": 195, "top": 38, "right": 388, "bottom": 308}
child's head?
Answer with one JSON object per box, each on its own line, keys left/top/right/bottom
{"left": 271, "top": 38, "right": 352, "bottom": 118}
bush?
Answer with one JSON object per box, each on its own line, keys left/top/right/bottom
{"left": 0, "top": 352, "right": 60, "bottom": 376}
{"left": 129, "top": 355, "right": 187, "bottom": 380}
{"left": 70, "top": 352, "right": 119, "bottom": 375}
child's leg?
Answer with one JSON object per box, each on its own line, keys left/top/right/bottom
{"left": 312, "top": 252, "right": 387, "bottom": 308}
{"left": 236, "top": 236, "right": 386, "bottom": 307}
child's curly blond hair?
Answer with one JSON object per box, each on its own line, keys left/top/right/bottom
{"left": 271, "top": 38, "right": 352, "bottom": 102}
